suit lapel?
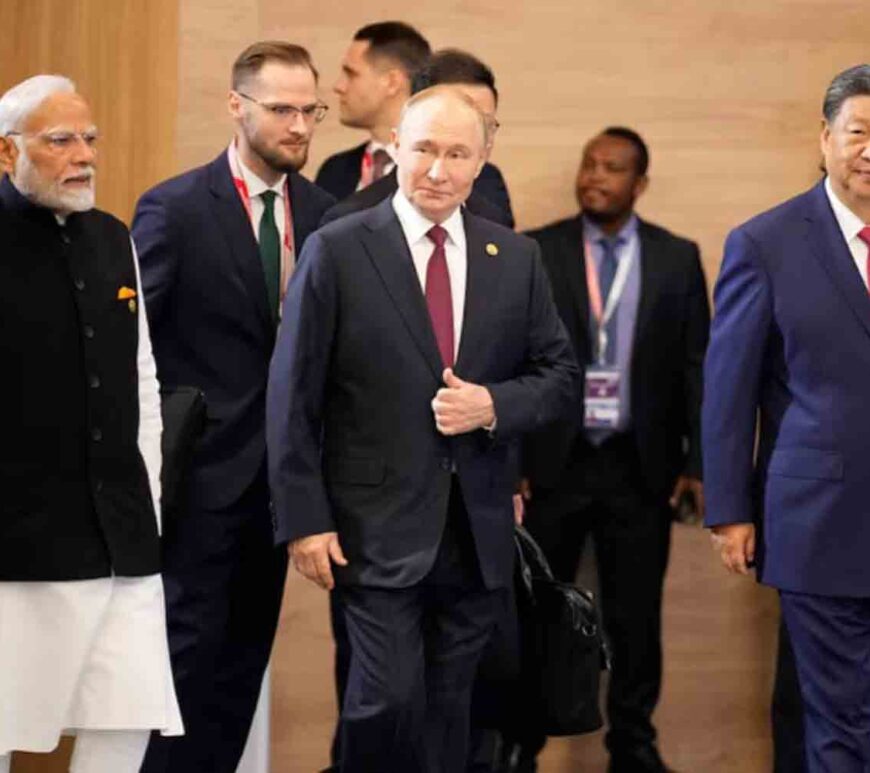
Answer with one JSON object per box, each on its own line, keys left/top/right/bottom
{"left": 288, "top": 172, "right": 317, "bottom": 254}
{"left": 804, "top": 181, "right": 870, "bottom": 341}
{"left": 560, "top": 217, "right": 591, "bottom": 362}
{"left": 361, "top": 200, "right": 444, "bottom": 381}
{"left": 207, "top": 154, "right": 273, "bottom": 340}
{"left": 454, "top": 211, "right": 504, "bottom": 377}
{"left": 632, "top": 221, "right": 666, "bottom": 358}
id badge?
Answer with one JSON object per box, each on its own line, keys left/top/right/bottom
{"left": 584, "top": 368, "right": 622, "bottom": 429}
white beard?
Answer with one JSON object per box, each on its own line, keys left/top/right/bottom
{"left": 13, "top": 149, "right": 96, "bottom": 214}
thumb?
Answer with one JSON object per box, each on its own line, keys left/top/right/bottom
{"left": 328, "top": 536, "right": 348, "bottom": 566}
{"left": 443, "top": 368, "right": 465, "bottom": 388}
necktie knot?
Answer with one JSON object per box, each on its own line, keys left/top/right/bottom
{"left": 859, "top": 225, "right": 870, "bottom": 248}
{"left": 261, "top": 189, "right": 277, "bottom": 208}
{"left": 427, "top": 225, "right": 448, "bottom": 249}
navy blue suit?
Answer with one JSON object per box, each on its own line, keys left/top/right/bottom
{"left": 704, "top": 181, "right": 870, "bottom": 771}
{"left": 132, "top": 151, "right": 334, "bottom": 772}
{"left": 315, "top": 142, "right": 515, "bottom": 228}
{"left": 267, "top": 198, "right": 578, "bottom": 770}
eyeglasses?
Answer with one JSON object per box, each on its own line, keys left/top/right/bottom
{"left": 5, "top": 130, "right": 99, "bottom": 153}
{"left": 236, "top": 92, "right": 328, "bottom": 124}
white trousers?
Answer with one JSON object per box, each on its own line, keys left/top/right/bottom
{"left": 0, "top": 730, "right": 149, "bottom": 773}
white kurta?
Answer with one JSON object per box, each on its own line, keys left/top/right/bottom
{"left": 0, "top": 242, "right": 183, "bottom": 755}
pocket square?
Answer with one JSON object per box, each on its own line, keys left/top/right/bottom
{"left": 117, "top": 286, "right": 137, "bottom": 300}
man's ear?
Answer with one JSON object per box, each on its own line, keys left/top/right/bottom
{"left": 633, "top": 174, "right": 649, "bottom": 200}
{"left": 227, "top": 90, "right": 244, "bottom": 121}
{"left": 0, "top": 136, "right": 18, "bottom": 177}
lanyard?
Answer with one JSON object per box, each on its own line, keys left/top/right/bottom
{"left": 583, "top": 238, "right": 634, "bottom": 364}
{"left": 227, "top": 145, "right": 295, "bottom": 304}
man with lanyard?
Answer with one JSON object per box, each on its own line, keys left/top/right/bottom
{"left": 315, "top": 21, "right": 431, "bottom": 201}
{"left": 0, "top": 74, "right": 182, "bottom": 773}
{"left": 521, "top": 127, "right": 709, "bottom": 773}
{"left": 132, "top": 41, "right": 334, "bottom": 773}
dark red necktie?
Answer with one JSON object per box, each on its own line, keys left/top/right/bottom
{"left": 860, "top": 226, "right": 870, "bottom": 294}
{"left": 425, "top": 225, "right": 454, "bottom": 368}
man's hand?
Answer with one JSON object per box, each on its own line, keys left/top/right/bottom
{"left": 289, "top": 531, "right": 348, "bottom": 590}
{"left": 669, "top": 476, "right": 705, "bottom": 522}
{"left": 431, "top": 368, "right": 495, "bottom": 435}
{"left": 710, "top": 523, "right": 756, "bottom": 575}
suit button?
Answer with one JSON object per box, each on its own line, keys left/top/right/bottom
{"left": 440, "top": 457, "right": 452, "bottom": 471}
{"left": 74, "top": 278, "right": 85, "bottom": 291}
{"left": 89, "top": 374, "right": 101, "bottom": 389}
{"left": 91, "top": 427, "right": 103, "bottom": 442}
{"left": 60, "top": 232, "right": 71, "bottom": 245}
{"left": 83, "top": 325, "right": 95, "bottom": 339}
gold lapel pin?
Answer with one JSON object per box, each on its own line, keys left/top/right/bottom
{"left": 486, "top": 243, "right": 499, "bottom": 256}
{"left": 128, "top": 299, "right": 137, "bottom": 314}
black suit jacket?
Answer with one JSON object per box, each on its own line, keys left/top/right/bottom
{"left": 318, "top": 167, "right": 513, "bottom": 229}
{"left": 266, "top": 199, "right": 578, "bottom": 590}
{"left": 524, "top": 215, "right": 709, "bottom": 499}
{"left": 314, "top": 142, "right": 368, "bottom": 201}
{"left": 132, "top": 151, "right": 335, "bottom": 510}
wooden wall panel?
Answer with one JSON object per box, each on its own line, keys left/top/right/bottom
{"left": 0, "top": 0, "right": 178, "bottom": 224}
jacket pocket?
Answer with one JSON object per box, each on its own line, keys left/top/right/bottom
{"left": 767, "top": 448, "right": 844, "bottom": 481}
{"left": 326, "top": 456, "right": 386, "bottom": 486}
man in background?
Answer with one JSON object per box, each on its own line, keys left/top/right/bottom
{"left": 704, "top": 64, "right": 870, "bottom": 773}
{"left": 0, "top": 74, "right": 181, "bottom": 773}
{"left": 133, "top": 42, "right": 334, "bottom": 773}
{"left": 523, "top": 127, "right": 709, "bottom": 773}
{"left": 321, "top": 48, "right": 514, "bottom": 229}
{"left": 315, "top": 21, "right": 430, "bottom": 200}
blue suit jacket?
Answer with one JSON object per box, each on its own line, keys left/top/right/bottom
{"left": 703, "top": 181, "right": 870, "bottom": 596}
{"left": 266, "top": 198, "right": 578, "bottom": 589}
{"left": 132, "top": 152, "right": 335, "bottom": 510}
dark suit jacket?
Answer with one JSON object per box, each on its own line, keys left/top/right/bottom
{"left": 314, "top": 141, "right": 367, "bottom": 201}
{"left": 704, "top": 181, "right": 870, "bottom": 596}
{"left": 318, "top": 167, "right": 513, "bottom": 229}
{"left": 524, "top": 215, "right": 709, "bottom": 499}
{"left": 266, "top": 199, "right": 578, "bottom": 590}
{"left": 132, "top": 151, "right": 335, "bottom": 511}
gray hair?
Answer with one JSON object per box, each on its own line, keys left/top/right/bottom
{"left": 0, "top": 74, "right": 76, "bottom": 135}
{"left": 823, "top": 64, "right": 870, "bottom": 123}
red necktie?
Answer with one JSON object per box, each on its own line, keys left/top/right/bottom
{"left": 425, "top": 225, "right": 454, "bottom": 368}
{"left": 860, "top": 226, "right": 870, "bottom": 294}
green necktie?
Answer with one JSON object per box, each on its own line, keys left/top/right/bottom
{"left": 258, "top": 190, "right": 281, "bottom": 321}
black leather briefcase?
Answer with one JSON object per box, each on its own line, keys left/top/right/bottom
{"left": 159, "top": 385, "right": 205, "bottom": 520}
{"left": 514, "top": 526, "right": 608, "bottom": 736}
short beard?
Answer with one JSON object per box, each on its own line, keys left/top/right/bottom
{"left": 244, "top": 118, "right": 309, "bottom": 173}
{"left": 14, "top": 149, "right": 95, "bottom": 214}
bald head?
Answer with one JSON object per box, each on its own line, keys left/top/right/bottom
{"left": 392, "top": 86, "right": 487, "bottom": 223}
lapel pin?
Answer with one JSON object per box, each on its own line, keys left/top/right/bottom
{"left": 128, "top": 299, "right": 137, "bottom": 314}
{"left": 117, "top": 286, "right": 137, "bottom": 300}
{"left": 486, "top": 243, "right": 499, "bottom": 256}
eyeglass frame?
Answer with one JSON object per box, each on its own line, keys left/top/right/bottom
{"left": 4, "top": 129, "right": 99, "bottom": 153}
{"left": 235, "top": 91, "right": 329, "bottom": 124}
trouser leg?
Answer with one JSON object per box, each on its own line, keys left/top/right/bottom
{"left": 772, "top": 613, "right": 807, "bottom": 773}
{"left": 780, "top": 591, "right": 870, "bottom": 773}
{"left": 70, "top": 730, "right": 150, "bottom": 773}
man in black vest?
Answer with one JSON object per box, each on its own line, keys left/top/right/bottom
{"left": 133, "top": 42, "right": 334, "bottom": 773}
{"left": 0, "top": 75, "right": 181, "bottom": 773}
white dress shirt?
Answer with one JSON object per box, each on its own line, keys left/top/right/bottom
{"left": 825, "top": 176, "right": 870, "bottom": 288}
{"left": 392, "top": 190, "right": 467, "bottom": 361}
{"left": 229, "top": 142, "right": 287, "bottom": 248}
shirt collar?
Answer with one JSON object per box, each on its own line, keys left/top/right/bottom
{"left": 391, "top": 189, "right": 465, "bottom": 249}
{"left": 582, "top": 212, "right": 638, "bottom": 248}
{"left": 825, "top": 176, "right": 867, "bottom": 243}
{"left": 228, "top": 141, "right": 286, "bottom": 200}
{"left": 368, "top": 140, "right": 397, "bottom": 163}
